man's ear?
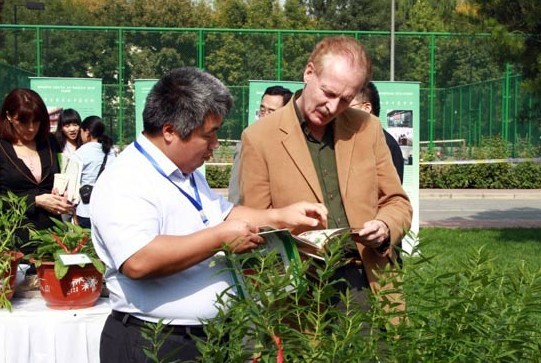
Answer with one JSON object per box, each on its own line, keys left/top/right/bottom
{"left": 365, "top": 103, "right": 373, "bottom": 113}
{"left": 303, "top": 62, "right": 316, "bottom": 83}
{"left": 162, "top": 123, "right": 177, "bottom": 142}
{"left": 361, "top": 102, "right": 372, "bottom": 114}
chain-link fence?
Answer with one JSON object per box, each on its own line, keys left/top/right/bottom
{"left": 1, "top": 25, "right": 539, "bottom": 155}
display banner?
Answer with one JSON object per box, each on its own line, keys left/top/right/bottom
{"left": 134, "top": 79, "right": 158, "bottom": 138}
{"left": 247, "top": 80, "right": 420, "bottom": 254}
{"left": 374, "top": 82, "right": 420, "bottom": 254}
{"left": 30, "top": 77, "right": 102, "bottom": 132}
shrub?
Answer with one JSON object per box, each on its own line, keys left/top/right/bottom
{"left": 206, "top": 165, "right": 232, "bottom": 188}
{"left": 469, "top": 163, "right": 513, "bottom": 188}
{"left": 419, "top": 135, "right": 541, "bottom": 189}
{"left": 401, "top": 242, "right": 541, "bottom": 362}
{"left": 191, "top": 238, "right": 541, "bottom": 362}
{"left": 419, "top": 163, "right": 541, "bottom": 189}
{"left": 198, "top": 238, "right": 393, "bottom": 362}
{"left": 472, "top": 137, "right": 510, "bottom": 160}
{"left": 511, "top": 162, "right": 541, "bottom": 188}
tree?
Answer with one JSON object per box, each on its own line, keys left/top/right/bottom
{"left": 282, "top": 0, "right": 316, "bottom": 30}
{"left": 393, "top": 0, "right": 448, "bottom": 86}
{"left": 207, "top": 0, "right": 298, "bottom": 84}
{"left": 462, "top": 0, "right": 541, "bottom": 94}
{"left": 305, "top": 0, "right": 389, "bottom": 31}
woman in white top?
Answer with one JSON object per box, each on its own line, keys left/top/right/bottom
{"left": 74, "top": 116, "right": 116, "bottom": 228}
{"left": 55, "top": 108, "right": 82, "bottom": 171}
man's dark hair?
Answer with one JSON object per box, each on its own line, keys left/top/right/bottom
{"left": 263, "top": 86, "right": 293, "bottom": 106}
{"left": 143, "top": 67, "right": 233, "bottom": 138}
{"left": 361, "top": 82, "right": 381, "bottom": 117}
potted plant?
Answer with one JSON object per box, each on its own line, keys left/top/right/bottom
{"left": 28, "top": 219, "right": 105, "bottom": 309}
{"left": 0, "top": 191, "right": 31, "bottom": 310}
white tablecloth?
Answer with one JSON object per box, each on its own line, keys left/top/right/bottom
{"left": 0, "top": 297, "right": 110, "bottom": 363}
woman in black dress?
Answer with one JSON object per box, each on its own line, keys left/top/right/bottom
{"left": 0, "top": 88, "right": 74, "bottom": 255}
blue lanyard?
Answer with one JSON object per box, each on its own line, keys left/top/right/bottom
{"left": 134, "top": 140, "right": 209, "bottom": 225}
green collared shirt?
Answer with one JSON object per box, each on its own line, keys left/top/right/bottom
{"left": 294, "top": 102, "right": 349, "bottom": 229}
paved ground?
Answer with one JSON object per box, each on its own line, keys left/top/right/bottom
{"left": 419, "top": 189, "right": 541, "bottom": 228}
{"left": 215, "top": 188, "right": 541, "bottom": 229}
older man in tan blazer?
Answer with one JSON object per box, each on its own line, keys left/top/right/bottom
{"left": 239, "top": 36, "right": 412, "bottom": 319}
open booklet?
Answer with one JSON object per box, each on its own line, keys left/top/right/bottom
{"left": 230, "top": 227, "right": 359, "bottom": 299}
{"left": 259, "top": 226, "right": 359, "bottom": 261}
{"left": 53, "top": 156, "right": 82, "bottom": 204}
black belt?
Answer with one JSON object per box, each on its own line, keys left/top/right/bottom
{"left": 111, "top": 310, "right": 207, "bottom": 337}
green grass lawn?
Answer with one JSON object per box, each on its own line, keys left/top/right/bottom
{"left": 414, "top": 227, "right": 541, "bottom": 272}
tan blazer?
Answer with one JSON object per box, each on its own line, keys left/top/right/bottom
{"left": 239, "top": 97, "right": 412, "bottom": 294}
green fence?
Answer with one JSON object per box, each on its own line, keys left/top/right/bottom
{"left": 1, "top": 25, "right": 539, "bottom": 155}
{"left": 420, "top": 74, "right": 541, "bottom": 158}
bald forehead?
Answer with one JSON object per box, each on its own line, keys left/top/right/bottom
{"left": 318, "top": 55, "right": 365, "bottom": 101}
{"left": 320, "top": 53, "right": 365, "bottom": 78}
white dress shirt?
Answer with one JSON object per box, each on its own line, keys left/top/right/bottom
{"left": 90, "top": 134, "right": 234, "bottom": 325}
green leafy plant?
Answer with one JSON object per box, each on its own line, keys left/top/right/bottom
{"left": 141, "top": 319, "right": 182, "bottom": 363}
{"left": 197, "top": 235, "right": 401, "bottom": 362}
{"left": 194, "top": 233, "right": 541, "bottom": 362}
{"left": 399, "top": 241, "right": 541, "bottom": 362}
{"left": 0, "top": 191, "right": 31, "bottom": 252}
{"left": 27, "top": 219, "right": 105, "bottom": 280}
{"left": 420, "top": 162, "right": 541, "bottom": 189}
{"left": 420, "top": 135, "right": 541, "bottom": 189}
{"left": 0, "top": 191, "right": 31, "bottom": 310}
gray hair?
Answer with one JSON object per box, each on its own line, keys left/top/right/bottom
{"left": 142, "top": 67, "right": 233, "bottom": 138}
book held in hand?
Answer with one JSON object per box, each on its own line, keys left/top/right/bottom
{"left": 58, "top": 156, "right": 82, "bottom": 204}
{"left": 230, "top": 227, "right": 360, "bottom": 299}
{"left": 260, "top": 227, "right": 359, "bottom": 261}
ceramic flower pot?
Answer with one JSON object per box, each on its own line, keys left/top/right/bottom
{"left": 36, "top": 261, "right": 103, "bottom": 309}
{"left": 1, "top": 251, "right": 24, "bottom": 301}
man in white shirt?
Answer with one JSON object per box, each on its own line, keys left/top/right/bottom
{"left": 91, "top": 67, "right": 327, "bottom": 363}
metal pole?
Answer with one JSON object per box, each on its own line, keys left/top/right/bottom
{"left": 276, "top": 31, "right": 283, "bottom": 80}
{"left": 513, "top": 75, "right": 518, "bottom": 157}
{"left": 428, "top": 35, "right": 436, "bottom": 151}
{"left": 197, "top": 29, "right": 204, "bottom": 69}
{"left": 503, "top": 63, "right": 511, "bottom": 142}
{"left": 14, "top": 5, "right": 18, "bottom": 65}
{"left": 117, "top": 28, "right": 124, "bottom": 147}
{"left": 390, "top": 0, "right": 395, "bottom": 81}
{"left": 36, "top": 27, "right": 42, "bottom": 76}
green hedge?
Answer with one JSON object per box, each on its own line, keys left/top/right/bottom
{"left": 420, "top": 162, "right": 541, "bottom": 189}
{"left": 206, "top": 165, "right": 232, "bottom": 188}
{"left": 206, "top": 137, "right": 541, "bottom": 189}
{"left": 207, "top": 163, "right": 541, "bottom": 189}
